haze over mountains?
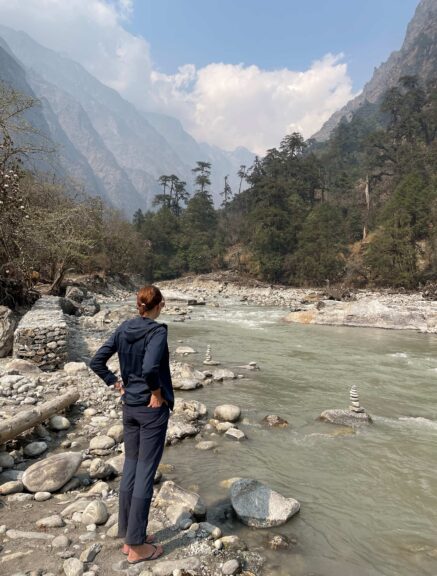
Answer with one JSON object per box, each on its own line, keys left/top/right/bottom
{"left": 0, "top": 25, "right": 253, "bottom": 215}
{"left": 312, "top": 0, "right": 437, "bottom": 141}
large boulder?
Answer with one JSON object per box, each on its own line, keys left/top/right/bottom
{"left": 230, "top": 479, "right": 300, "bottom": 528}
{"left": 214, "top": 404, "right": 241, "bottom": 423}
{"left": 319, "top": 409, "right": 372, "bottom": 427}
{"left": 155, "top": 480, "right": 206, "bottom": 518}
{"left": 0, "top": 306, "right": 16, "bottom": 357}
{"left": 22, "top": 452, "right": 82, "bottom": 493}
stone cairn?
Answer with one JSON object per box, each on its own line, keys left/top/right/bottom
{"left": 349, "top": 385, "right": 364, "bottom": 413}
{"left": 203, "top": 344, "right": 220, "bottom": 366}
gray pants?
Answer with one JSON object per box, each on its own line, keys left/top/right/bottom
{"left": 117, "top": 403, "right": 169, "bottom": 545}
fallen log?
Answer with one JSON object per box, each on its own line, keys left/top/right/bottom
{"left": 0, "top": 388, "right": 79, "bottom": 444}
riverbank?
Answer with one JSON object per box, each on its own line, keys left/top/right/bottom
{"left": 157, "top": 272, "right": 437, "bottom": 333}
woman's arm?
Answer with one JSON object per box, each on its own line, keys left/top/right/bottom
{"left": 89, "top": 330, "right": 119, "bottom": 386}
{"left": 142, "top": 325, "right": 168, "bottom": 407}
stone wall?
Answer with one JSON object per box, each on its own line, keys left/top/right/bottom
{"left": 13, "top": 297, "right": 69, "bottom": 371}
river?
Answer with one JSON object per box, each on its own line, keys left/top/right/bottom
{"left": 158, "top": 297, "right": 437, "bottom": 576}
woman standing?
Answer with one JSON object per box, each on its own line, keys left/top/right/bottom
{"left": 90, "top": 285, "right": 173, "bottom": 564}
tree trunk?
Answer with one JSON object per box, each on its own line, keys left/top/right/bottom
{"left": 0, "top": 388, "right": 79, "bottom": 444}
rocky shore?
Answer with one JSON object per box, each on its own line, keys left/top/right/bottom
{"left": 0, "top": 279, "right": 300, "bottom": 576}
{"left": 158, "top": 272, "right": 437, "bottom": 333}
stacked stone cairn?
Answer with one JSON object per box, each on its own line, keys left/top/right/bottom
{"left": 319, "top": 384, "right": 372, "bottom": 426}
{"left": 349, "top": 385, "right": 363, "bottom": 413}
{"left": 203, "top": 344, "right": 220, "bottom": 366}
{"left": 13, "top": 296, "right": 69, "bottom": 371}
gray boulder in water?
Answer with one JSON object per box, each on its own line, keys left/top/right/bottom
{"left": 22, "top": 451, "right": 82, "bottom": 493}
{"left": 230, "top": 478, "right": 300, "bottom": 528}
{"left": 319, "top": 409, "right": 372, "bottom": 426}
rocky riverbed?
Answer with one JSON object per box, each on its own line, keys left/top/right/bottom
{"left": 0, "top": 281, "right": 298, "bottom": 576}
{"left": 158, "top": 272, "right": 437, "bottom": 333}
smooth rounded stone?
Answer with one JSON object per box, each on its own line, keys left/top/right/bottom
{"left": 225, "top": 428, "right": 246, "bottom": 441}
{"left": 175, "top": 346, "right": 196, "bottom": 355}
{"left": 52, "top": 534, "right": 71, "bottom": 548}
{"left": 0, "top": 469, "right": 23, "bottom": 482}
{"left": 81, "top": 500, "right": 109, "bottom": 525}
{"left": 0, "top": 452, "right": 15, "bottom": 468}
{"left": 261, "top": 415, "right": 289, "bottom": 428}
{"left": 230, "top": 479, "right": 300, "bottom": 528}
{"left": 214, "top": 405, "right": 241, "bottom": 423}
{"left": 72, "top": 512, "right": 84, "bottom": 522}
{"left": 220, "top": 477, "right": 242, "bottom": 490}
{"left": 89, "top": 435, "right": 115, "bottom": 451}
{"left": 6, "top": 528, "right": 54, "bottom": 540}
{"left": 107, "top": 424, "right": 124, "bottom": 443}
{"left": 63, "top": 557, "right": 84, "bottom": 576}
{"left": 64, "top": 362, "right": 88, "bottom": 375}
{"left": 195, "top": 441, "right": 218, "bottom": 451}
{"left": 86, "top": 524, "right": 97, "bottom": 532}
{"left": 155, "top": 481, "right": 206, "bottom": 518}
{"left": 216, "top": 422, "right": 235, "bottom": 433}
{"left": 89, "top": 458, "right": 114, "bottom": 480}
{"left": 87, "top": 481, "right": 109, "bottom": 495}
{"left": 319, "top": 409, "right": 372, "bottom": 427}
{"left": 24, "top": 441, "right": 48, "bottom": 457}
{"left": 83, "top": 408, "right": 97, "bottom": 417}
{"left": 214, "top": 539, "right": 223, "bottom": 550}
{"left": 212, "top": 369, "right": 236, "bottom": 381}
{"left": 34, "top": 491, "right": 52, "bottom": 501}
{"left": 36, "top": 514, "right": 65, "bottom": 529}
{"left": 221, "top": 535, "right": 247, "bottom": 551}
{"left": 112, "top": 560, "right": 129, "bottom": 572}
{"left": 172, "top": 378, "right": 202, "bottom": 391}
{"left": 62, "top": 500, "right": 90, "bottom": 518}
{"left": 49, "top": 415, "right": 71, "bottom": 431}
{"left": 22, "top": 451, "right": 82, "bottom": 493}
{"left": 0, "top": 480, "right": 23, "bottom": 495}
{"left": 60, "top": 476, "right": 82, "bottom": 493}
{"left": 106, "top": 454, "right": 124, "bottom": 476}
{"left": 22, "top": 396, "right": 37, "bottom": 405}
{"left": 222, "top": 559, "right": 240, "bottom": 575}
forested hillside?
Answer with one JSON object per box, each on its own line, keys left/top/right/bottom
{"left": 136, "top": 76, "right": 436, "bottom": 289}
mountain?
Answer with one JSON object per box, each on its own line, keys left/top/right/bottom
{"left": 0, "top": 26, "right": 254, "bottom": 214}
{"left": 312, "top": 0, "right": 437, "bottom": 141}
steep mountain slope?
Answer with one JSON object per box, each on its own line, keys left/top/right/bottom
{"left": 312, "top": 0, "right": 437, "bottom": 141}
{"left": 0, "top": 26, "right": 254, "bottom": 211}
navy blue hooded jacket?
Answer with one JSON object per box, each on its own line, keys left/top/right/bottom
{"left": 89, "top": 316, "right": 174, "bottom": 410}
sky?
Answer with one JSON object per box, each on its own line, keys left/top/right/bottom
{"left": 0, "top": 0, "right": 420, "bottom": 154}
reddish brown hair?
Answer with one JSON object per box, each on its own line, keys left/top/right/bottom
{"left": 137, "top": 285, "right": 163, "bottom": 312}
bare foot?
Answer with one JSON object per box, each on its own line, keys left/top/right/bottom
{"left": 122, "top": 534, "right": 155, "bottom": 555}
{"left": 127, "top": 543, "right": 163, "bottom": 564}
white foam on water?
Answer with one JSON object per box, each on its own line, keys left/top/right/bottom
{"left": 191, "top": 307, "right": 284, "bottom": 329}
{"left": 388, "top": 352, "right": 408, "bottom": 358}
{"left": 377, "top": 415, "right": 437, "bottom": 431}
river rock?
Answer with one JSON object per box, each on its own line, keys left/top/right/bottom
{"left": 24, "top": 441, "right": 48, "bottom": 457}
{"left": 225, "top": 428, "right": 246, "bottom": 441}
{"left": 87, "top": 481, "right": 109, "bottom": 495}
{"left": 0, "top": 305, "right": 16, "bottom": 357}
{"left": 221, "top": 535, "right": 247, "bottom": 551}
{"left": 49, "top": 415, "right": 71, "bottom": 431}
{"left": 106, "top": 454, "right": 125, "bottom": 476}
{"left": 22, "top": 451, "right": 82, "bottom": 493}
{"left": 261, "top": 415, "right": 289, "bottom": 428}
{"left": 63, "top": 557, "right": 84, "bottom": 576}
{"left": 222, "top": 559, "right": 240, "bottom": 575}
{"left": 52, "top": 534, "right": 71, "bottom": 548}
{"left": 89, "top": 435, "right": 115, "bottom": 451}
{"left": 0, "top": 480, "right": 23, "bottom": 495}
{"left": 214, "top": 405, "right": 241, "bottom": 422}
{"left": 61, "top": 499, "right": 90, "bottom": 518}
{"left": 107, "top": 424, "right": 124, "bottom": 443}
{"left": 319, "top": 409, "right": 372, "bottom": 427}
{"left": 81, "top": 500, "right": 109, "bottom": 525}
{"left": 156, "top": 481, "right": 206, "bottom": 518}
{"left": 212, "top": 369, "right": 236, "bottom": 381}
{"left": 0, "top": 452, "right": 15, "bottom": 468}
{"left": 216, "top": 421, "right": 236, "bottom": 433}
{"left": 89, "top": 458, "right": 114, "bottom": 479}
{"left": 80, "top": 542, "right": 102, "bottom": 563}
{"left": 34, "top": 491, "right": 52, "bottom": 501}
{"left": 173, "top": 378, "right": 202, "bottom": 390}
{"left": 196, "top": 441, "right": 218, "bottom": 451}
{"left": 165, "top": 504, "right": 192, "bottom": 527}
{"left": 36, "top": 514, "right": 65, "bottom": 528}
{"left": 6, "top": 358, "right": 42, "bottom": 373}
{"left": 230, "top": 479, "right": 300, "bottom": 527}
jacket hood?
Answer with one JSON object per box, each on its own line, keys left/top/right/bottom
{"left": 123, "top": 316, "right": 159, "bottom": 343}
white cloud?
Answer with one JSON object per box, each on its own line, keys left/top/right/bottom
{"left": 0, "top": 0, "right": 357, "bottom": 154}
